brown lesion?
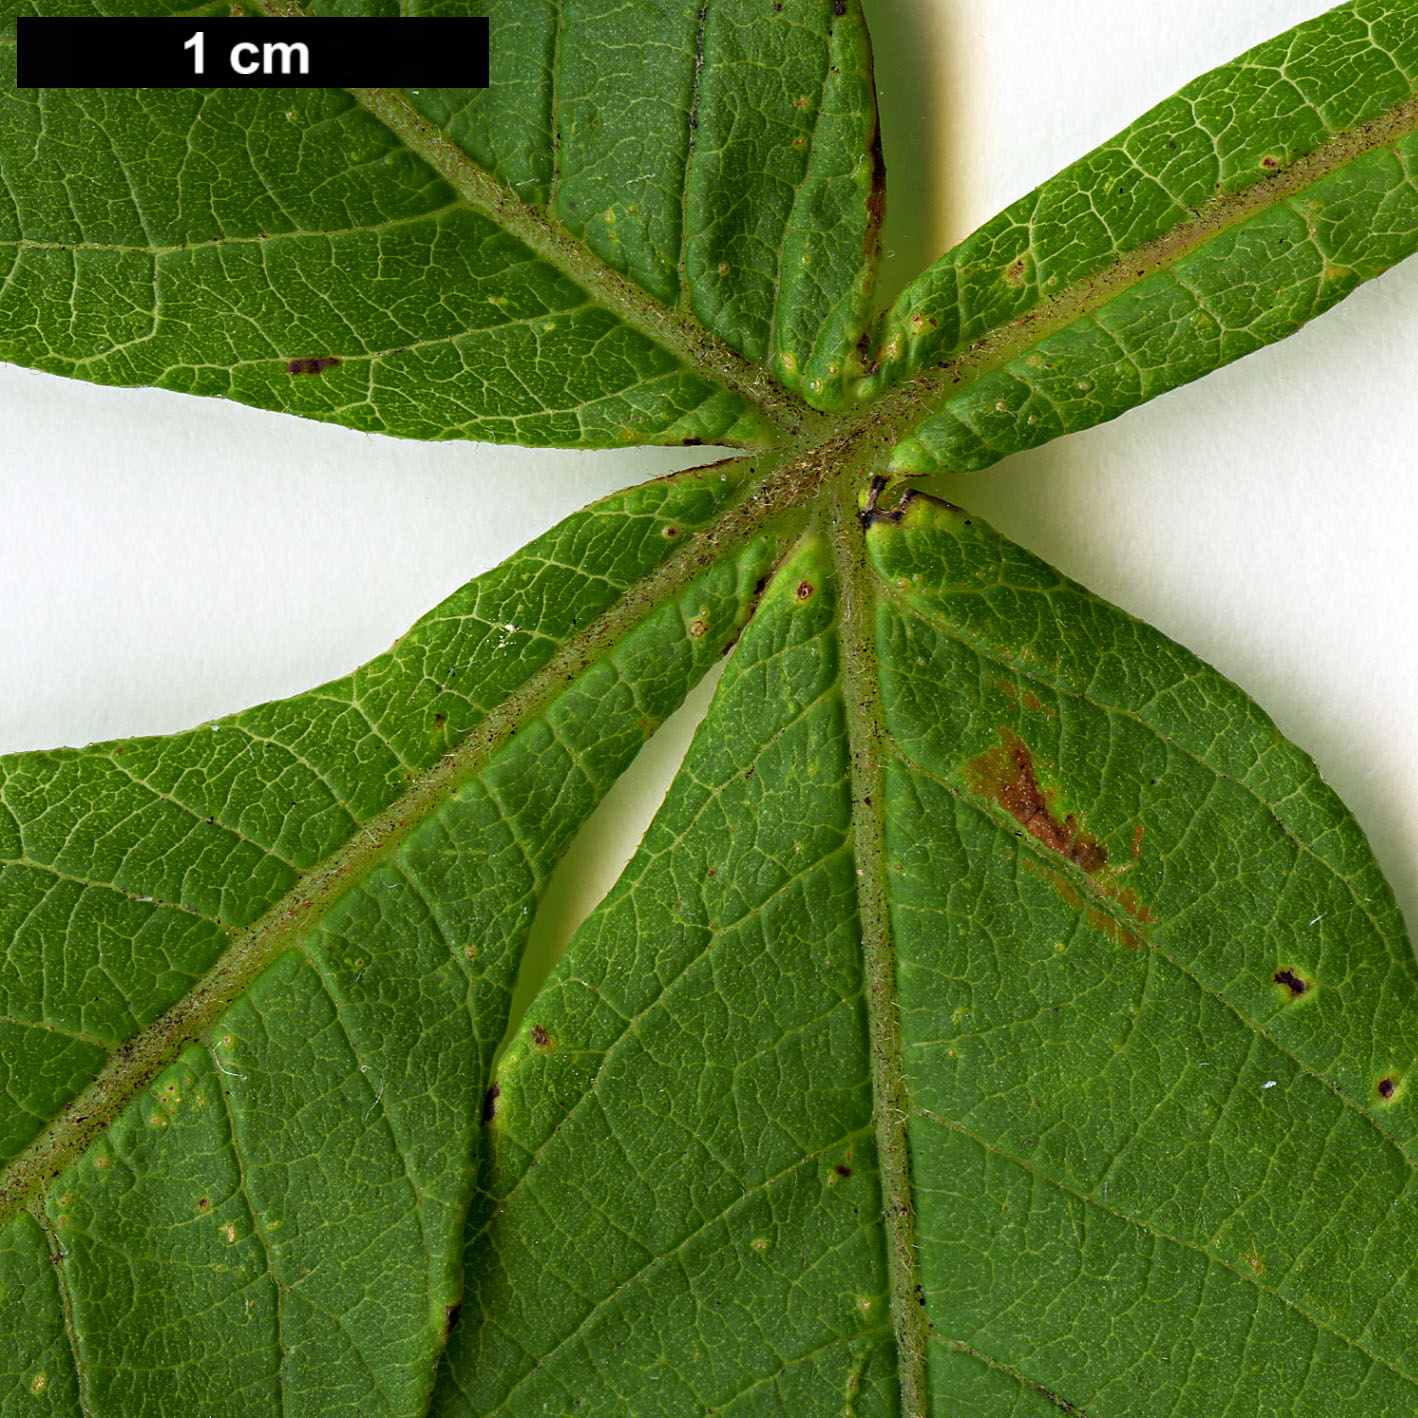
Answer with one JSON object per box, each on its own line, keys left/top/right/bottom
{"left": 971, "top": 729, "right": 1157, "bottom": 945}
{"left": 1272, "top": 967, "right": 1310, "bottom": 999}
{"left": 1020, "top": 689, "right": 1054, "bottom": 718}
{"left": 1022, "top": 858, "right": 1144, "bottom": 950}
{"left": 287, "top": 356, "right": 341, "bottom": 375}
{"left": 968, "top": 729, "right": 1108, "bottom": 872}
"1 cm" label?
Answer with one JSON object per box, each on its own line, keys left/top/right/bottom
{"left": 15, "top": 17, "right": 491, "bottom": 90}
{"left": 183, "top": 31, "right": 310, "bottom": 78}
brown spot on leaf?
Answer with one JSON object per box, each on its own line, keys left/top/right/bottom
{"left": 795, "top": 580, "right": 815, "bottom": 600}
{"left": 835, "top": 1163, "right": 852, "bottom": 1177}
{"left": 1246, "top": 1247, "right": 1265, "bottom": 1277}
{"left": 1130, "top": 823, "right": 1145, "bottom": 860}
{"left": 1273, "top": 967, "right": 1309, "bottom": 998}
{"left": 432, "top": 712, "right": 446, "bottom": 729}
{"left": 1014, "top": 810, "right": 1156, "bottom": 949}
{"left": 287, "top": 356, "right": 341, "bottom": 375}
{"left": 1004, "top": 255, "right": 1027, "bottom": 287}
{"left": 481, "top": 1083, "right": 500, "bottom": 1123}
{"left": 530, "top": 1024, "right": 550, "bottom": 1048}
{"left": 1112, "top": 886, "right": 1153, "bottom": 924}
{"left": 662, "top": 525, "right": 680, "bottom": 538}
{"left": 1260, "top": 155, "right": 1281, "bottom": 171}
{"left": 688, "top": 617, "right": 707, "bottom": 638}
{"left": 1023, "top": 856, "right": 1084, "bottom": 913}
{"left": 1086, "top": 906, "right": 1142, "bottom": 951}
{"left": 995, "top": 678, "right": 1018, "bottom": 699}
{"left": 444, "top": 1301, "right": 462, "bottom": 1337}
{"left": 1020, "top": 689, "right": 1053, "bottom": 717}
{"left": 968, "top": 730, "right": 1108, "bottom": 872}
{"left": 858, "top": 474, "right": 917, "bottom": 528}
{"left": 1379, "top": 1076, "right": 1397, "bottom": 1100}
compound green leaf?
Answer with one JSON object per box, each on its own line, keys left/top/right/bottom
{"left": 0, "top": 460, "right": 797, "bottom": 1415}
{"left": 4, "top": 3, "right": 1418, "bottom": 1416}
{"left": 435, "top": 491, "right": 1418, "bottom": 1417}
{"left": 0, "top": 0, "right": 883, "bottom": 446}
{"left": 866, "top": 0, "right": 1418, "bottom": 473}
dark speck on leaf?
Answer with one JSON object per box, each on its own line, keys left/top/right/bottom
{"left": 530, "top": 1024, "right": 549, "bottom": 1048}
{"left": 287, "top": 356, "right": 341, "bottom": 375}
{"left": 835, "top": 1164, "right": 852, "bottom": 1177}
{"left": 1273, "top": 967, "right": 1309, "bottom": 998}
{"left": 1379, "top": 1076, "right": 1397, "bottom": 1099}
{"left": 444, "top": 1301, "right": 462, "bottom": 1337}
{"left": 481, "top": 1083, "right": 500, "bottom": 1122}
{"left": 858, "top": 474, "right": 917, "bottom": 528}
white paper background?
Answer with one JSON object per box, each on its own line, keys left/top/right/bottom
{"left": 3, "top": 0, "right": 1415, "bottom": 956}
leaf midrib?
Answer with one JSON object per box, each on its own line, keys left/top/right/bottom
{"left": 826, "top": 471, "right": 931, "bottom": 1415}
{"left": 245, "top": 0, "right": 822, "bottom": 444}
{"left": 0, "top": 455, "right": 814, "bottom": 1230}
{"left": 346, "top": 79, "right": 820, "bottom": 443}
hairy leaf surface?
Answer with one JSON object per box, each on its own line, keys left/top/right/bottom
{"left": 434, "top": 495, "right": 1418, "bottom": 1417}
{"left": 0, "top": 0, "right": 881, "bottom": 444}
{"left": 2, "top": 2, "right": 1417, "bottom": 1415}
{"left": 867, "top": 0, "right": 1418, "bottom": 472}
{"left": 0, "top": 462, "right": 795, "bottom": 1414}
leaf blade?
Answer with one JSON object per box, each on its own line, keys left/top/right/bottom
{"left": 438, "top": 535, "right": 900, "bottom": 1415}
{"left": 866, "top": 0, "right": 1418, "bottom": 473}
{"left": 0, "top": 0, "right": 885, "bottom": 444}
{"left": 872, "top": 495, "right": 1418, "bottom": 1413}
{"left": 435, "top": 483, "right": 1418, "bottom": 1417}
{"left": 0, "top": 461, "right": 799, "bottom": 1413}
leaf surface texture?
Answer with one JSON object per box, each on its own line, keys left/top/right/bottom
{"left": 2, "top": 3, "right": 1418, "bottom": 1416}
